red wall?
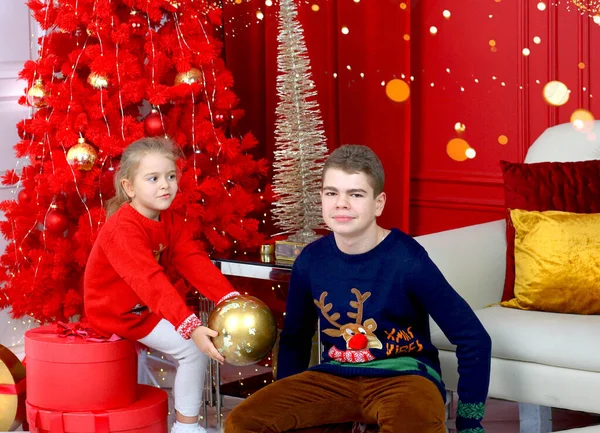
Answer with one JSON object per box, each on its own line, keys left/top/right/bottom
{"left": 223, "top": 0, "right": 600, "bottom": 236}
{"left": 410, "top": 0, "right": 600, "bottom": 235}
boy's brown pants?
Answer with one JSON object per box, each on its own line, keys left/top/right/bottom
{"left": 224, "top": 371, "right": 446, "bottom": 433}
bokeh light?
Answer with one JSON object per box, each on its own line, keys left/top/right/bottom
{"left": 443, "top": 10, "right": 451, "bottom": 19}
{"left": 341, "top": 26, "right": 349, "bottom": 35}
{"left": 537, "top": 2, "right": 546, "bottom": 10}
{"left": 454, "top": 122, "right": 466, "bottom": 132}
{"left": 400, "top": 2, "right": 407, "bottom": 10}
{"left": 498, "top": 135, "right": 508, "bottom": 145}
{"left": 465, "top": 148, "right": 477, "bottom": 159}
{"left": 578, "top": 62, "right": 586, "bottom": 69}
{"left": 543, "top": 81, "right": 570, "bottom": 106}
{"left": 447, "top": 138, "right": 472, "bottom": 162}
{"left": 533, "top": 36, "right": 541, "bottom": 44}
{"left": 256, "top": 10, "right": 264, "bottom": 19}
{"left": 385, "top": 79, "right": 410, "bottom": 102}
{"left": 311, "top": 4, "right": 320, "bottom": 11}
{"left": 570, "top": 109, "right": 595, "bottom": 133}
{"left": 522, "top": 48, "right": 531, "bottom": 56}
{"left": 430, "top": 26, "right": 438, "bottom": 35}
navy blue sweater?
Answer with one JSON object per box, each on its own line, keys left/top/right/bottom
{"left": 277, "top": 229, "right": 492, "bottom": 432}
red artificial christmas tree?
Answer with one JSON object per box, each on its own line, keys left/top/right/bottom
{"left": 0, "top": 0, "right": 270, "bottom": 323}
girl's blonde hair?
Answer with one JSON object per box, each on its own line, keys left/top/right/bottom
{"left": 105, "top": 137, "right": 184, "bottom": 217}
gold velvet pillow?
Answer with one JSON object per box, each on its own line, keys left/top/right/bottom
{"left": 501, "top": 209, "right": 600, "bottom": 314}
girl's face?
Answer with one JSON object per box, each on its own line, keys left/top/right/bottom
{"left": 121, "top": 152, "right": 178, "bottom": 221}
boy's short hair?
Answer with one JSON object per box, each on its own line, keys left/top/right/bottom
{"left": 323, "top": 145, "right": 385, "bottom": 196}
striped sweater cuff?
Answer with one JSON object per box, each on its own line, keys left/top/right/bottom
{"left": 456, "top": 401, "right": 486, "bottom": 433}
{"left": 177, "top": 314, "right": 202, "bottom": 339}
{"left": 217, "top": 291, "right": 240, "bottom": 305}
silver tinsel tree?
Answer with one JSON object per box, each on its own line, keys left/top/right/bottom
{"left": 271, "top": 0, "right": 329, "bottom": 243}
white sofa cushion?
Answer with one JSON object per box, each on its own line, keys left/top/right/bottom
{"left": 524, "top": 120, "right": 600, "bottom": 163}
{"left": 431, "top": 305, "right": 600, "bottom": 373}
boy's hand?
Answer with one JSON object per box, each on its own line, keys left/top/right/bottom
{"left": 191, "top": 326, "right": 225, "bottom": 364}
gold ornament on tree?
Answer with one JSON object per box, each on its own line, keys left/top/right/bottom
{"left": 87, "top": 72, "right": 109, "bottom": 89}
{"left": 208, "top": 295, "right": 277, "bottom": 366}
{"left": 27, "top": 79, "right": 47, "bottom": 108}
{"left": 174, "top": 67, "right": 204, "bottom": 85}
{"left": 67, "top": 137, "right": 98, "bottom": 171}
{"left": 271, "top": 0, "right": 329, "bottom": 245}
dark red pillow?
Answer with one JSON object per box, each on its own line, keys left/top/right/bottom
{"left": 500, "top": 159, "right": 600, "bottom": 301}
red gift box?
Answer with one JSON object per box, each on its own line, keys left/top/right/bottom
{"left": 27, "top": 385, "right": 167, "bottom": 433}
{"left": 25, "top": 323, "right": 137, "bottom": 411}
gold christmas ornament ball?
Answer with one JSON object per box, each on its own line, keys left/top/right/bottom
{"left": 208, "top": 295, "right": 277, "bottom": 366}
{"left": 67, "top": 137, "right": 98, "bottom": 170}
{"left": 87, "top": 72, "right": 109, "bottom": 89}
{"left": 27, "top": 79, "right": 47, "bottom": 107}
{"left": 0, "top": 344, "right": 26, "bottom": 431}
{"left": 174, "top": 68, "right": 204, "bottom": 85}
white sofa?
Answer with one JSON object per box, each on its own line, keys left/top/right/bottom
{"left": 417, "top": 121, "right": 600, "bottom": 433}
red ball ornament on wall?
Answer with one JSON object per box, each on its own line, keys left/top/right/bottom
{"left": 144, "top": 110, "right": 164, "bottom": 137}
{"left": 45, "top": 209, "right": 68, "bottom": 234}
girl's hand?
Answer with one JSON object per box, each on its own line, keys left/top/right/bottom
{"left": 191, "top": 326, "right": 225, "bottom": 364}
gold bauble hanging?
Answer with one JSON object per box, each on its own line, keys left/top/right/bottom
{"left": 174, "top": 67, "right": 204, "bottom": 86}
{"left": 208, "top": 295, "right": 277, "bottom": 366}
{"left": 26, "top": 79, "right": 47, "bottom": 108}
{"left": 87, "top": 72, "right": 109, "bottom": 89}
{"left": 67, "top": 137, "right": 98, "bottom": 171}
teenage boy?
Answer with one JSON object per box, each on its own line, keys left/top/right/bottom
{"left": 225, "top": 145, "right": 491, "bottom": 433}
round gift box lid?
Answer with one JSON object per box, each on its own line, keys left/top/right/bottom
{"left": 25, "top": 324, "right": 135, "bottom": 363}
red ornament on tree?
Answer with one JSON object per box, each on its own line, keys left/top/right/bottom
{"left": 214, "top": 112, "right": 231, "bottom": 126}
{"left": 144, "top": 110, "right": 164, "bottom": 136}
{"left": 17, "top": 189, "right": 30, "bottom": 203}
{"left": 45, "top": 208, "right": 68, "bottom": 234}
{"left": 129, "top": 11, "right": 148, "bottom": 37}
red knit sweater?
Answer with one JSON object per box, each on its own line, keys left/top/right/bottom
{"left": 84, "top": 203, "right": 237, "bottom": 340}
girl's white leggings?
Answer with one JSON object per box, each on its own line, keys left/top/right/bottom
{"left": 139, "top": 319, "right": 208, "bottom": 417}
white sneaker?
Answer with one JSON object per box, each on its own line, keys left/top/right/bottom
{"left": 170, "top": 422, "right": 207, "bottom": 433}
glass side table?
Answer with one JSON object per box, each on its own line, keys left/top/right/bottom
{"left": 206, "top": 253, "right": 293, "bottom": 428}
{"left": 213, "top": 252, "right": 293, "bottom": 280}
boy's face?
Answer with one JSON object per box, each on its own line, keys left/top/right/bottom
{"left": 321, "top": 168, "right": 386, "bottom": 238}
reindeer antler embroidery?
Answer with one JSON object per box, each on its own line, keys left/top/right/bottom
{"left": 314, "top": 291, "right": 342, "bottom": 328}
{"left": 348, "top": 288, "right": 371, "bottom": 324}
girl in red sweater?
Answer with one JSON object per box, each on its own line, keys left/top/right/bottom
{"left": 84, "top": 137, "right": 238, "bottom": 433}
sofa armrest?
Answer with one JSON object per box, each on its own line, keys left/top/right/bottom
{"left": 415, "top": 219, "right": 507, "bottom": 310}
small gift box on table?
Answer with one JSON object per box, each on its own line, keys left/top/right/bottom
{"left": 27, "top": 385, "right": 168, "bottom": 433}
{"left": 0, "top": 344, "right": 27, "bottom": 431}
{"left": 25, "top": 322, "right": 137, "bottom": 412}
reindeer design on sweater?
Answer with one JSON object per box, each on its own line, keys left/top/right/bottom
{"left": 314, "top": 288, "right": 383, "bottom": 363}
